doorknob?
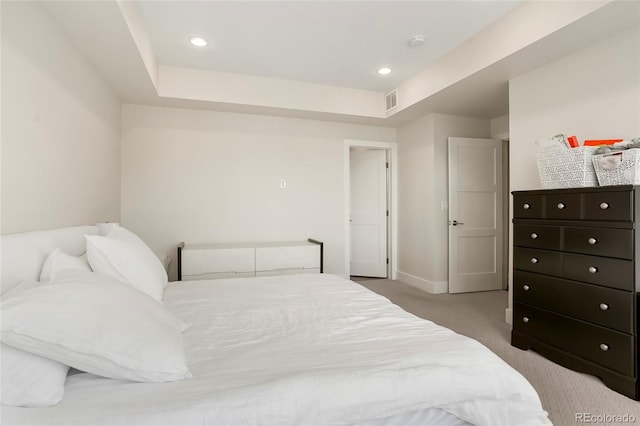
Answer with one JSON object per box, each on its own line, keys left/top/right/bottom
{"left": 450, "top": 220, "right": 464, "bottom": 226}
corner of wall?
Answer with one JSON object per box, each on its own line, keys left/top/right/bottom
{"left": 490, "top": 114, "right": 509, "bottom": 139}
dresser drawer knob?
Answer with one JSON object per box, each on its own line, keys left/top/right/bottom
{"left": 599, "top": 202, "right": 609, "bottom": 210}
{"left": 522, "top": 317, "right": 530, "bottom": 324}
{"left": 530, "top": 258, "right": 539, "bottom": 264}
{"left": 523, "top": 284, "right": 530, "bottom": 291}
{"left": 557, "top": 202, "right": 565, "bottom": 210}
{"left": 599, "top": 303, "right": 609, "bottom": 311}
{"left": 588, "top": 266, "right": 598, "bottom": 274}
{"left": 588, "top": 237, "right": 598, "bottom": 245}
{"left": 523, "top": 203, "right": 531, "bottom": 210}
{"left": 530, "top": 233, "right": 539, "bottom": 239}
{"left": 599, "top": 343, "right": 609, "bottom": 351}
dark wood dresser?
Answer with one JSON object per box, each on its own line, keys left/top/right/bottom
{"left": 512, "top": 185, "right": 639, "bottom": 400}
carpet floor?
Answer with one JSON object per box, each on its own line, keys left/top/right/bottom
{"left": 352, "top": 277, "right": 640, "bottom": 426}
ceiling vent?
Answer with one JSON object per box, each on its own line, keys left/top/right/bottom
{"left": 385, "top": 89, "right": 398, "bottom": 112}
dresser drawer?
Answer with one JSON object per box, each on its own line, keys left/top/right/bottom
{"left": 513, "top": 194, "right": 544, "bottom": 219}
{"left": 513, "top": 303, "right": 635, "bottom": 376}
{"left": 563, "top": 253, "right": 634, "bottom": 291}
{"left": 513, "top": 271, "right": 634, "bottom": 333}
{"left": 583, "top": 191, "right": 633, "bottom": 221}
{"left": 514, "top": 225, "right": 561, "bottom": 250}
{"left": 255, "top": 244, "right": 320, "bottom": 272}
{"left": 545, "top": 193, "right": 581, "bottom": 220}
{"left": 181, "top": 247, "right": 255, "bottom": 277}
{"left": 514, "top": 247, "right": 562, "bottom": 276}
{"left": 564, "top": 227, "right": 633, "bottom": 259}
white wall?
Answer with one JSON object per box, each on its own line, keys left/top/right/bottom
{"left": 510, "top": 25, "right": 640, "bottom": 192}
{"left": 159, "top": 66, "right": 386, "bottom": 119}
{"left": 397, "top": 113, "right": 490, "bottom": 292}
{"left": 508, "top": 25, "right": 640, "bottom": 321}
{"left": 1, "top": 2, "right": 121, "bottom": 234}
{"left": 396, "top": 114, "right": 435, "bottom": 286}
{"left": 120, "top": 104, "right": 396, "bottom": 280}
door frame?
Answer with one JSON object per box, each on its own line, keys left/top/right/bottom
{"left": 344, "top": 139, "right": 398, "bottom": 280}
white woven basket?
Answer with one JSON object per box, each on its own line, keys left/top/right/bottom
{"left": 536, "top": 146, "right": 598, "bottom": 189}
{"left": 591, "top": 148, "right": 640, "bottom": 186}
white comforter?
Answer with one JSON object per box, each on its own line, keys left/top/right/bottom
{"left": 2, "top": 274, "right": 550, "bottom": 426}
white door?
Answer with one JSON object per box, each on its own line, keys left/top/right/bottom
{"left": 448, "top": 137, "right": 502, "bottom": 293}
{"left": 350, "top": 149, "right": 388, "bottom": 277}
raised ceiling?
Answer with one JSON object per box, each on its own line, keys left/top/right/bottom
{"left": 134, "top": 0, "right": 521, "bottom": 92}
{"left": 41, "top": 0, "right": 640, "bottom": 125}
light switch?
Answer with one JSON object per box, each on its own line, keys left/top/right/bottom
{"left": 280, "top": 179, "right": 287, "bottom": 189}
{"left": 441, "top": 201, "right": 448, "bottom": 211}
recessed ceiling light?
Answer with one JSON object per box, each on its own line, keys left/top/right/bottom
{"left": 189, "top": 37, "right": 208, "bottom": 47}
{"left": 377, "top": 67, "right": 392, "bottom": 76}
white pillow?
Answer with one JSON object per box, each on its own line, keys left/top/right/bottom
{"left": 86, "top": 227, "right": 167, "bottom": 301}
{"left": 108, "top": 227, "right": 169, "bottom": 284}
{"left": 2, "top": 280, "right": 68, "bottom": 408}
{"left": 40, "top": 248, "right": 91, "bottom": 282}
{"left": 1, "top": 343, "right": 69, "bottom": 407}
{"left": 109, "top": 227, "right": 170, "bottom": 285}
{"left": 107, "top": 226, "right": 152, "bottom": 249}
{"left": 1, "top": 270, "right": 191, "bottom": 383}
{"left": 108, "top": 226, "right": 171, "bottom": 277}
{"left": 2, "top": 278, "right": 40, "bottom": 299}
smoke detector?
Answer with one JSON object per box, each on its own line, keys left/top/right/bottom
{"left": 408, "top": 35, "right": 425, "bottom": 47}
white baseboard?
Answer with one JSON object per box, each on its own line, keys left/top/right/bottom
{"left": 505, "top": 308, "right": 513, "bottom": 325}
{"left": 397, "top": 271, "right": 448, "bottom": 294}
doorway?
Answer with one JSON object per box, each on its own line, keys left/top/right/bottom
{"left": 350, "top": 148, "right": 388, "bottom": 278}
{"left": 344, "top": 140, "right": 397, "bottom": 280}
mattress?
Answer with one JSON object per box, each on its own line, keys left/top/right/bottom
{"left": 2, "top": 274, "right": 550, "bottom": 426}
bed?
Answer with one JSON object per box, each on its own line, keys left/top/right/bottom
{"left": 0, "top": 225, "right": 551, "bottom": 426}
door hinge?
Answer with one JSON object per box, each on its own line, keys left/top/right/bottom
{"left": 386, "top": 162, "right": 389, "bottom": 169}
{"left": 386, "top": 258, "right": 389, "bottom": 264}
{"left": 386, "top": 210, "right": 389, "bottom": 217}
